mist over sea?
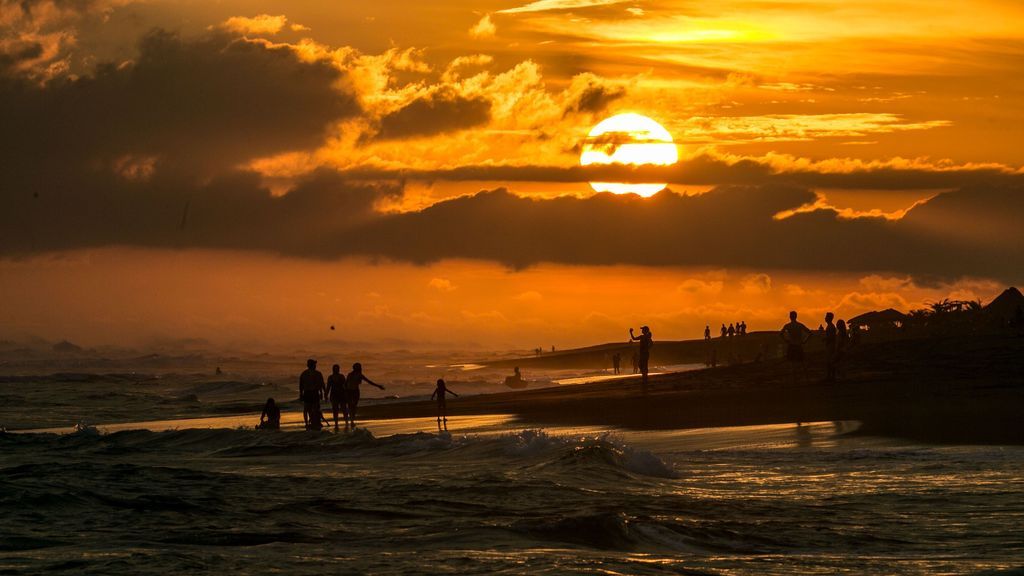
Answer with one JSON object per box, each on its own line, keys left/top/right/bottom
{"left": 2, "top": 349, "right": 1022, "bottom": 575}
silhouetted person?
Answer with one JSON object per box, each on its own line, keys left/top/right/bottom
{"left": 258, "top": 398, "right": 280, "bottom": 430}
{"left": 431, "top": 378, "right": 458, "bottom": 430}
{"left": 345, "top": 362, "right": 384, "bottom": 427}
{"left": 704, "top": 325, "right": 711, "bottom": 341}
{"left": 727, "top": 323, "right": 735, "bottom": 338}
{"left": 299, "top": 359, "right": 325, "bottom": 427}
{"left": 710, "top": 348, "right": 718, "bottom": 368}
{"left": 631, "top": 350, "right": 639, "bottom": 374}
{"left": 720, "top": 324, "right": 727, "bottom": 338}
{"left": 504, "top": 366, "right": 528, "bottom": 388}
{"left": 630, "top": 325, "right": 653, "bottom": 393}
{"left": 836, "top": 319, "right": 849, "bottom": 380}
{"left": 740, "top": 321, "right": 747, "bottom": 336}
{"left": 824, "top": 312, "right": 838, "bottom": 382}
{"left": 612, "top": 353, "right": 621, "bottom": 375}
{"left": 325, "top": 364, "right": 348, "bottom": 430}
{"left": 781, "top": 311, "right": 812, "bottom": 384}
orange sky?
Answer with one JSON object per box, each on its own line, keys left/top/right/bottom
{"left": 0, "top": 0, "right": 1021, "bottom": 349}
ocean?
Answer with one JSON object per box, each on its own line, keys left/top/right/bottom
{"left": 1, "top": 361, "right": 1022, "bottom": 575}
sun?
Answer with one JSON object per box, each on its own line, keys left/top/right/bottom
{"left": 579, "top": 113, "right": 679, "bottom": 196}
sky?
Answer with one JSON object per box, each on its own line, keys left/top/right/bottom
{"left": 1, "top": 0, "right": 1022, "bottom": 350}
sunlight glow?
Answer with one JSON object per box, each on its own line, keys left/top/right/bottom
{"left": 580, "top": 113, "right": 679, "bottom": 196}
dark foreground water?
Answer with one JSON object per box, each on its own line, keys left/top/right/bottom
{"left": 2, "top": 418, "right": 1023, "bottom": 575}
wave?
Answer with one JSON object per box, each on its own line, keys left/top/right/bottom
{"left": 1, "top": 427, "right": 678, "bottom": 479}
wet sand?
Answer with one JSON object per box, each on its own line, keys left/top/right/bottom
{"left": 361, "top": 334, "right": 1024, "bottom": 445}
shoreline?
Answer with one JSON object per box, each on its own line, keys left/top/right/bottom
{"left": 361, "top": 334, "right": 1024, "bottom": 446}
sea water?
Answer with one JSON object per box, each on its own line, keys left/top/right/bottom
{"left": 1, "top": 371, "right": 1022, "bottom": 574}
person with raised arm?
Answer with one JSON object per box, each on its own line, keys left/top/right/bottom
{"left": 345, "top": 362, "right": 384, "bottom": 428}
{"left": 431, "top": 378, "right": 459, "bottom": 430}
{"left": 629, "top": 325, "right": 653, "bottom": 393}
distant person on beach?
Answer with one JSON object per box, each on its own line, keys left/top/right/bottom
{"left": 612, "top": 353, "right": 621, "bottom": 375}
{"left": 257, "top": 398, "right": 280, "bottom": 430}
{"left": 325, "top": 364, "right": 348, "bottom": 430}
{"left": 630, "top": 325, "right": 653, "bottom": 393}
{"left": 728, "top": 324, "right": 735, "bottom": 338}
{"left": 345, "top": 362, "right": 385, "bottom": 427}
{"left": 299, "top": 359, "right": 325, "bottom": 428}
{"left": 720, "top": 324, "right": 727, "bottom": 338}
{"left": 781, "top": 311, "right": 812, "bottom": 384}
{"left": 431, "top": 378, "right": 459, "bottom": 429}
{"left": 824, "top": 312, "right": 838, "bottom": 382}
{"left": 836, "top": 319, "right": 849, "bottom": 380}
{"left": 704, "top": 325, "right": 711, "bottom": 341}
{"left": 740, "top": 321, "right": 747, "bottom": 336}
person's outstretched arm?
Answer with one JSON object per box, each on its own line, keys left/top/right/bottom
{"left": 365, "top": 376, "right": 385, "bottom": 390}
{"left": 447, "top": 389, "right": 459, "bottom": 397}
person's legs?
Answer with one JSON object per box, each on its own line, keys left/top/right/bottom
{"left": 331, "top": 399, "right": 340, "bottom": 429}
{"left": 639, "top": 354, "right": 649, "bottom": 393}
{"left": 347, "top": 390, "right": 360, "bottom": 426}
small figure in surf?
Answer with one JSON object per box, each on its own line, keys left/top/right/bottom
{"left": 431, "top": 378, "right": 459, "bottom": 430}
{"left": 611, "top": 353, "right": 621, "bottom": 375}
{"left": 325, "top": 364, "right": 348, "bottom": 430}
{"left": 629, "top": 325, "right": 653, "bottom": 393}
{"left": 504, "top": 366, "right": 527, "bottom": 389}
{"left": 257, "top": 397, "right": 280, "bottom": 430}
{"left": 781, "top": 311, "right": 812, "bottom": 384}
{"left": 824, "top": 312, "right": 838, "bottom": 383}
{"left": 345, "top": 362, "right": 384, "bottom": 428}
{"left": 704, "top": 325, "right": 711, "bottom": 341}
{"left": 298, "top": 359, "right": 325, "bottom": 428}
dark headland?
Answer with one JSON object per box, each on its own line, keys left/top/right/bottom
{"left": 362, "top": 294, "right": 1024, "bottom": 445}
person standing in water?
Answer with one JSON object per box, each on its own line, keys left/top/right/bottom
{"left": 345, "top": 362, "right": 385, "bottom": 427}
{"left": 257, "top": 398, "right": 280, "bottom": 430}
{"left": 298, "top": 359, "right": 325, "bottom": 428}
{"left": 781, "top": 311, "right": 812, "bottom": 384}
{"left": 325, "top": 364, "right": 348, "bottom": 430}
{"left": 629, "top": 325, "right": 653, "bottom": 393}
{"left": 431, "top": 378, "right": 459, "bottom": 430}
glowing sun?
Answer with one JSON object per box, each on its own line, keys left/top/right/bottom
{"left": 579, "top": 113, "right": 679, "bottom": 196}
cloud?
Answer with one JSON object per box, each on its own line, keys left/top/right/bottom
{"left": 469, "top": 14, "right": 496, "bottom": 38}
{"left": 498, "top": 0, "right": 631, "bottom": 14}
{"left": 428, "top": 277, "right": 457, "bottom": 291}
{"left": 513, "top": 290, "right": 543, "bottom": 301}
{"left": 1, "top": 29, "right": 361, "bottom": 178}
{"left": 375, "top": 90, "right": 491, "bottom": 140}
{"left": 322, "top": 151, "right": 1024, "bottom": 191}
{"left": 561, "top": 72, "right": 626, "bottom": 115}
{"left": 677, "top": 279, "right": 724, "bottom": 295}
{"left": 220, "top": 14, "right": 290, "bottom": 36}
{"left": 741, "top": 273, "right": 773, "bottom": 294}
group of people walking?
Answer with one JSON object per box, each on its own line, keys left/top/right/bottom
{"left": 258, "top": 359, "right": 385, "bottom": 431}
{"left": 258, "top": 360, "right": 461, "bottom": 431}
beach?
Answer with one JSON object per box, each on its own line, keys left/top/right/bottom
{"left": 360, "top": 333, "right": 1024, "bottom": 445}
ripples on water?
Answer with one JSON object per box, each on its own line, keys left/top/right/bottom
{"left": 2, "top": 422, "right": 1023, "bottom": 575}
